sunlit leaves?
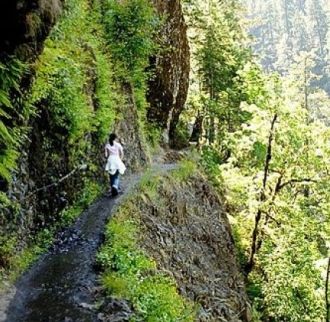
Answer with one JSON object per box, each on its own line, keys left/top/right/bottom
{"left": 220, "top": 62, "right": 330, "bottom": 320}
{"left": 103, "top": 0, "right": 158, "bottom": 80}
{"left": 29, "top": 0, "right": 117, "bottom": 147}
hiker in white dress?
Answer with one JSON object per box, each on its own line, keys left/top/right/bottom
{"left": 105, "top": 133, "right": 126, "bottom": 196}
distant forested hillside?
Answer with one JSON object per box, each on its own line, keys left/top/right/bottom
{"left": 246, "top": 0, "right": 330, "bottom": 93}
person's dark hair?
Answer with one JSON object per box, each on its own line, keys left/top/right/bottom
{"left": 109, "top": 133, "right": 117, "bottom": 146}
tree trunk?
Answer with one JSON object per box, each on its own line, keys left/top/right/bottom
{"left": 245, "top": 114, "right": 278, "bottom": 275}
{"left": 326, "top": 257, "right": 330, "bottom": 322}
{"left": 190, "top": 112, "right": 203, "bottom": 144}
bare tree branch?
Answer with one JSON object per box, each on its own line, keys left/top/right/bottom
{"left": 263, "top": 211, "right": 281, "bottom": 227}
{"left": 277, "top": 178, "right": 318, "bottom": 191}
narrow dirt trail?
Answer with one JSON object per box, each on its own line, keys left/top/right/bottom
{"left": 0, "top": 163, "right": 176, "bottom": 322}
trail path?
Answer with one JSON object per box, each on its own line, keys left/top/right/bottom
{"left": 0, "top": 163, "right": 176, "bottom": 322}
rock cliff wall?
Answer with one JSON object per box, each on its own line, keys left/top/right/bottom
{"left": 0, "top": 0, "right": 190, "bottom": 245}
{"left": 115, "top": 83, "right": 150, "bottom": 172}
{"left": 0, "top": 0, "right": 107, "bottom": 241}
{"left": 147, "top": 0, "right": 190, "bottom": 145}
{"left": 141, "top": 172, "right": 250, "bottom": 321}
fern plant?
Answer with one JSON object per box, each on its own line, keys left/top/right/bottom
{"left": 0, "top": 58, "right": 27, "bottom": 182}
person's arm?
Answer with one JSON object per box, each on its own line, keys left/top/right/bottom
{"left": 119, "top": 144, "right": 124, "bottom": 160}
{"left": 105, "top": 145, "right": 109, "bottom": 159}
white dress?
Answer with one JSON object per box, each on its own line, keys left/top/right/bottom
{"left": 105, "top": 142, "right": 126, "bottom": 175}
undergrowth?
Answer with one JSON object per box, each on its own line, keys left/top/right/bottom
{"left": 102, "top": 0, "right": 159, "bottom": 83}
{"left": 0, "top": 0, "right": 115, "bottom": 283}
{"left": 0, "top": 0, "right": 165, "bottom": 293}
{"left": 172, "top": 159, "right": 196, "bottom": 182}
{"left": 30, "top": 0, "right": 118, "bottom": 146}
{"left": 102, "top": 0, "right": 162, "bottom": 151}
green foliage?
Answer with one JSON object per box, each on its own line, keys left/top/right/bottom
{"left": 0, "top": 228, "right": 53, "bottom": 284}
{"left": 94, "top": 50, "right": 118, "bottom": 142}
{"left": 186, "top": 2, "right": 330, "bottom": 318}
{"left": 258, "top": 226, "right": 324, "bottom": 320}
{"left": 200, "top": 146, "right": 225, "bottom": 185}
{"left": 138, "top": 170, "right": 162, "bottom": 202}
{"left": 0, "top": 235, "right": 17, "bottom": 269}
{"left": 0, "top": 0, "right": 119, "bottom": 187}
{"left": 0, "top": 176, "right": 101, "bottom": 285}
{"left": 139, "top": 170, "right": 160, "bottom": 190}
{"left": 172, "top": 160, "right": 196, "bottom": 182}
{"left": 0, "top": 192, "right": 10, "bottom": 205}
{"left": 60, "top": 178, "right": 101, "bottom": 225}
{"left": 246, "top": 0, "right": 330, "bottom": 94}
{"left": 0, "top": 58, "right": 28, "bottom": 182}
{"left": 172, "top": 120, "right": 191, "bottom": 149}
{"left": 218, "top": 62, "right": 330, "bottom": 321}
{"left": 30, "top": 0, "right": 116, "bottom": 147}
{"left": 102, "top": 0, "right": 159, "bottom": 81}
{"left": 102, "top": 0, "right": 162, "bottom": 142}
{"left": 97, "top": 198, "right": 196, "bottom": 321}
{"left": 144, "top": 123, "right": 162, "bottom": 150}
{"left": 184, "top": 0, "right": 252, "bottom": 148}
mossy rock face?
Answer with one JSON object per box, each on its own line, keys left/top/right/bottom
{"left": 0, "top": 0, "right": 64, "bottom": 60}
{"left": 114, "top": 83, "right": 151, "bottom": 173}
{"left": 0, "top": 0, "right": 192, "bottom": 270}
{"left": 0, "top": 0, "right": 110, "bottom": 246}
{"left": 147, "top": 0, "right": 190, "bottom": 145}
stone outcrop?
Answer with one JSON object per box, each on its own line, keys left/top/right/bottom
{"left": 0, "top": 0, "right": 64, "bottom": 60}
{"left": 147, "top": 0, "right": 190, "bottom": 145}
{"left": 4, "top": 61, "right": 105, "bottom": 237}
{"left": 0, "top": 0, "right": 66, "bottom": 237}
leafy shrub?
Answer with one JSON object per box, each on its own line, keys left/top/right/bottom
{"left": 60, "top": 178, "right": 101, "bottom": 225}
{"left": 138, "top": 170, "right": 161, "bottom": 200}
{"left": 0, "top": 235, "right": 17, "bottom": 268}
{"left": 103, "top": 0, "right": 159, "bottom": 80}
{"left": 102, "top": 0, "right": 163, "bottom": 144}
{"left": 172, "top": 120, "right": 191, "bottom": 149}
{"left": 144, "top": 123, "right": 162, "bottom": 149}
{"left": 30, "top": 0, "right": 114, "bottom": 145}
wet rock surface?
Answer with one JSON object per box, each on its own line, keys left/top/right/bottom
{"left": 0, "top": 163, "right": 177, "bottom": 322}
{"left": 0, "top": 0, "right": 64, "bottom": 60}
{"left": 0, "top": 172, "right": 142, "bottom": 322}
{"left": 97, "top": 298, "right": 133, "bottom": 322}
{"left": 2, "top": 199, "right": 111, "bottom": 322}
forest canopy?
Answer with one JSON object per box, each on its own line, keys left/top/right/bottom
{"left": 182, "top": 0, "right": 330, "bottom": 320}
